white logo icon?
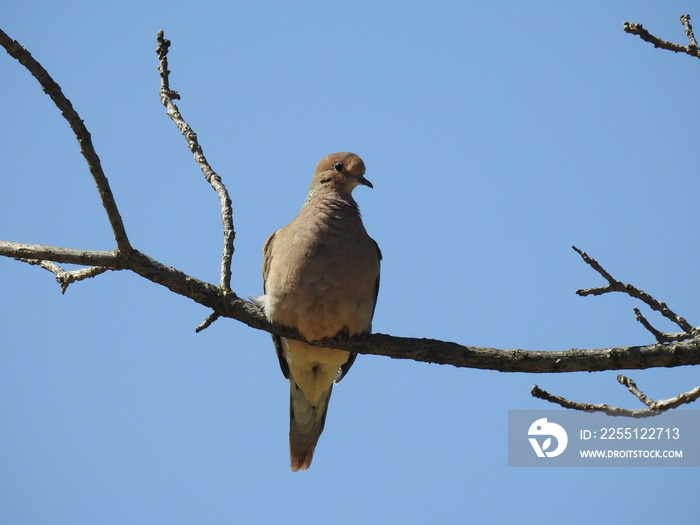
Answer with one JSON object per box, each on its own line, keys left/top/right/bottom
{"left": 528, "top": 418, "right": 568, "bottom": 458}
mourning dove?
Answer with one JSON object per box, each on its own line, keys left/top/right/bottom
{"left": 257, "top": 152, "right": 381, "bottom": 471}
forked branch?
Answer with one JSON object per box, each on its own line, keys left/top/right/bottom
{"left": 17, "top": 259, "right": 112, "bottom": 294}
{"left": 532, "top": 376, "right": 700, "bottom": 418}
{"left": 623, "top": 13, "right": 700, "bottom": 59}
{"left": 573, "top": 246, "right": 697, "bottom": 341}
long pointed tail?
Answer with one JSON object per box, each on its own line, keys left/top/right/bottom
{"left": 288, "top": 377, "right": 333, "bottom": 471}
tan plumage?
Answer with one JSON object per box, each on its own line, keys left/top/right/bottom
{"left": 258, "top": 152, "right": 381, "bottom": 471}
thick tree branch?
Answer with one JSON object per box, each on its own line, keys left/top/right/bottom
{"left": 4, "top": 235, "right": 700, "bottom": 373}
{"left": 623, "top": 14, "right": 700, "bottom": 59}
{"left": 0, "top": 241, "right": 122, "bottom": 267}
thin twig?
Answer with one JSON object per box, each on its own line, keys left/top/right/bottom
{"left": 17, "top": 258, "right": 111, "bottom": 293}
{"left": 0, "top": 29, "right": 132, "bottom": 254}
{"left": 633, "top": 307, "right": 691, "bottom": 343}
{"left": 623, "top": 15, "right": 700, "bottom": 59}
{"left": 572, "top": 246, "right": 695, "bottom": 335}
{"left": 680, "top": 14, "right": 698, "bottom": 47}
{"left": 656, "top": 385, "right": 700, "bottom": 410}
{"left": 195, "top": 312, "right": 221, "bottom": 333}
{"left": 155, "top": 31, "right": 235, "bottom": 298}
{"left": 617, "top": 374, "right": 654, "bottom": 406}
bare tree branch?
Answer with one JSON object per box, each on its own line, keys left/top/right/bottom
{"left": 195, "top": 312, "right": 222, "bottom": 333}
{"left": 4, "top": 238, "right": 700, "bottom": 373}
{"left": 633, "top": 307, "right": 690, "bottom": 344}
{"left": 0, "top": 28, "right": 132, "bottom": 254}
{"left": 617, "top": 374, "right": 655, "bottom": 406}
{"left": 155, "top": 30, "right": 235, "bottom": 295}
{"left": 0, "top": 241, "right": 122, "bottom": 267}
{"left": 623, "top": 14, "right": 700, "bottom": 59}
{"left": 680, "top": 14, "right": 699, "bottom": 47}
{"left": 532, "top": 376, "right": 700, "bottom": 418}
{"left": 529, "top": 247, "right": 700, "bottom": 414}
{"left": 16, "top": 258, "right": 112, "bottom": 293}
{"left": 573, "top": 246, "right": 696, "bottom": 336}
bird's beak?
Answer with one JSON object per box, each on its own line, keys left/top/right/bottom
{"left": 358, "top": 176, "right": 373, "bottom": 189}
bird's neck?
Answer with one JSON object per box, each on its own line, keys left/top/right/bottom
{"left": 302, "top": 187, "right": 358, "bottom": 211}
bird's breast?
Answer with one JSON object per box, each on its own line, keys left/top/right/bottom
{"left": 265, "top": 208, "right": 378, "bottom": 341}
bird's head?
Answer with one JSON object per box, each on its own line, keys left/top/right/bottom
{"left": 311, "top": 152, "right": 372, "bottom": 196}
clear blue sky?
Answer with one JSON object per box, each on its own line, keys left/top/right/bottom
{"left": 2, "top": 1, "right": 698, "bottom": 523}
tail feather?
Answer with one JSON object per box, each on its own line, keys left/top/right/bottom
{"left": 289, "top": 377, "right": 333, "bottom": 471}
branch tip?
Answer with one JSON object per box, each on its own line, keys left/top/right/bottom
{"left": 196, "top": 311, "right": 221, "bottom": 333}
{"left": 680, "top": 14, "right": 698, "bottom": 47}
{"left": 624, "top": 13, "right": 700, "bottom": 59}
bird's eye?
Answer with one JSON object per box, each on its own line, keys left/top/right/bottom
{"left": 333, "top": 162, "right": 344, "bottom": 172}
